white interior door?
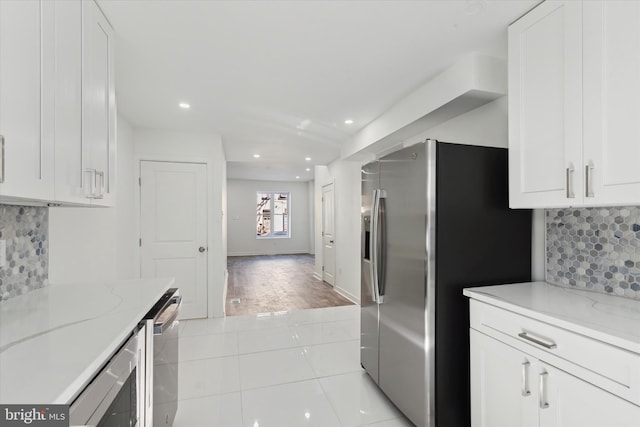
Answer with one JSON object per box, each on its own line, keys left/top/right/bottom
{"left": 322, "top": 183, "right": 336, "bottom": 286}
{"left": 140, "top": 161, "right": 208, "bottom": 319}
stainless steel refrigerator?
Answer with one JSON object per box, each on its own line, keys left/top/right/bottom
{"left": 361, "top": 139, "right": 531, "bottom": 427}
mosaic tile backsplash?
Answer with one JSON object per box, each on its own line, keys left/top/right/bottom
{"left": 546, "top": 206, "right": 640, "bottom": 300}
{"left": 0, "top": 205, "right": 48, "bottom": 301}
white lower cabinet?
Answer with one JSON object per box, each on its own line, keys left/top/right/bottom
{"left": 471, "top": 330, "right": 640, "bottom": 427}
{"left": 468, "top": 291, "right": 640, "bottom": 427}
{"left": 470, "top": 330, "right": 538, "bottom": 427}
{"left": 541, "top": 363, "right": 640, "bottom": 427}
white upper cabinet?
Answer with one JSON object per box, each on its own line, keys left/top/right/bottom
{"left": 0, "top": 0, "right": 55, "bottom": 203}
{"left": 82, "top": 0, "right": 116, "bottom": 207}
{"left": 0, "top": 0, "right": 115, "bottom": 206}
{"left": 509, "top": 0, "right": 640, "bottom": 208}
{"left": 582, "top": 1, "right": 640, "bottom": 206}
{"left": 54, "top": 0, "right": 85, "bottom": 205}
{"left": 509, "top": 0, "right": 582, "bottom": 209}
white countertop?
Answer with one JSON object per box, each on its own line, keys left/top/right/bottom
{"left": 0, "top": 278, "right": 174, "bottom": 404}
{"left": 463, "top": 281, "right": 640, "bottom": 354}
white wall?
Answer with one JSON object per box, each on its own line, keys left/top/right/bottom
{"left": 400, "top": 96, "right": 509, "bottom": 149}
{"left": 49, "top": 115, "right": 137, "bottom": 283}
{"left": 313, "top": 97, "right": 545, "bottom": 305}
{"left": 133, "top": 129, "right": 228, "bottom": 317}
{"left": 399, "top": 96, "right": 545, "bottom": 281}
{"left": 314, "top": 161, "right": 361, "bottom": 303}
{"left": 227, "top": 179, "right": 311, "bottom": 256}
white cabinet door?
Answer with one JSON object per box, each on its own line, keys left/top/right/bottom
{"left": 583, "top": 1, "right": 640, "bottom": 206}
{"left": 82, "top": 0, "right": 115, "bottom": 207}
{"left": 54, "top": 0, "right": 88, "bottom": 205}
{"left": 470, "top": 330, "right": 538, "bottom": 427}
{"left": 0, "top": 0, "right": 55, "bottom": 202}
{"left": 540, "top": 363, "right": 640, "bottom": 427}
{"left": 508, "top": 0, "right": 583, "bottom": 208}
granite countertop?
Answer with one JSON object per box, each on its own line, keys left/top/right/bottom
{"left": 463, "top": 281, "right": 640, "bottom": 354}
{"left": 0, "top": 278, "right": 174, "bottom": 404}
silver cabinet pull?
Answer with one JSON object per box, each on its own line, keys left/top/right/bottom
{"left": 95, "top": 171, "right": 105, "bottom": 199}
{"left": 0, "top": 135, "right": 5, "bottom": 183}
{"left": 84, "top": 169, "right": 97, "bottom": 198}
{"left": 539, "top": 372, "right": 550, "bottom": 409}
{"left": 566, "top": 165, "right": 575, "bottom": 198}
{"left": 585, "top": 163, "right": 595, "bottom": 197}
{"left": 518, "top": 332, "right": 557, "bottom": 349}
{"left": 521, "top": 361, "right": 531, "bottom": 396}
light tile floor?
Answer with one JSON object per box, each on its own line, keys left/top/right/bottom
{"left": 174, "top": 305, "right": 414, "bottom": 427}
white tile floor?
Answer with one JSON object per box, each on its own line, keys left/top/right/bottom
{"left": 174, "top": 305, "right": 414, "bottom": 427}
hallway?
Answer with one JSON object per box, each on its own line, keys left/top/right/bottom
{"left": 225, "top": 254, "right": 354, "bottom": 316}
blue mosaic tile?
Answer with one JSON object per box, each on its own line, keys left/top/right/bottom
{"left": 0, "top": 205, "right": 48, "bottom": 301}
{"left": 546, "top": 206, "right": 640, "bottom": 300}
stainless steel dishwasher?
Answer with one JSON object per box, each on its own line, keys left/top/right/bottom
{"left": 143, "top": 288, "right": 181, "bottom": 427}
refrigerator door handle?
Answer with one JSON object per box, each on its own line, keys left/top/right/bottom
{"left": 377, "top": 190, "right": 387, "bottom": 302}
{"left": 370, "top": 189, "right": 380, "bottom": 304}
{"left": 371, "top": 189, "right": 386, "bottom": 305}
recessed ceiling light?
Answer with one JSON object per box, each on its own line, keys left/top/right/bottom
{"left": 253, "top": 154, "right": 260, "bottom": 158}
{"left": 305, "top": 157, "right": 311, "bottom": 161}
{"left": 305, "top": 168, "right": 311, "bottom": 172}
{"left": 179, "top": 102, "right": 191, "bottom": 109}
{"left": 344, "top": 119, "right": 354, "bottom": 125}
{"left": 296, "top": 119, "right": 311, "bottom": 130}
{"left": 296, "top": 176, "right": 300, "bottom": 179}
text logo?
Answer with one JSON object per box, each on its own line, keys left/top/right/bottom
{"left": 0, "top": 406, "right": 68, "bottom": 427}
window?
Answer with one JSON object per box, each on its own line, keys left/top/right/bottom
{"left": 256, "top": 192, "right": 290, "bottom": 238}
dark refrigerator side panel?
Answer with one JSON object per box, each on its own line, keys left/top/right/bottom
{"left": 434, "top": 142, "right": 532, "bottom": 427}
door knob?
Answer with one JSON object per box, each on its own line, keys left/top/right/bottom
{"left": 199, "top": 247, "right": 206, "bottom": 253}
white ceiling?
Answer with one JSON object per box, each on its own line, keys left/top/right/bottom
{"left": 99, "top": 0, "right": 538, "bottom": 182}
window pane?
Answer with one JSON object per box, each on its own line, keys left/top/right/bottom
{"left": 256, "top": 192, "right": 289, "bottom": 238}
{"left": 257, "top": 193, "right": 271, "bottom": 236}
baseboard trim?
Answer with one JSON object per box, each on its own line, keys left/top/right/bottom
{"left": 335, "top": 286, "right": 360, "bottom": 305}
{"left": 228, "top": 250, "right": 313, "bottom": 257}
{"left": 313, "top": 272, "right": 323, "bottom": 281}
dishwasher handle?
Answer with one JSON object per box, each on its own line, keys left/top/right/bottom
{"left": 154, "top": 295, "right": 182, "bottom": 335}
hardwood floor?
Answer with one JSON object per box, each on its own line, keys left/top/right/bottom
{"left": 225, "top": 254, "right": 354, "bottom": 316}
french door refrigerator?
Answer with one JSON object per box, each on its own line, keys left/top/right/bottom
{"left": 361, "top": 139, "right": 531, "bottom": 427}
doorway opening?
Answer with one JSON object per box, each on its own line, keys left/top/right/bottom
{"left": 225, "top": 254, "right": 353, "bottom": 316}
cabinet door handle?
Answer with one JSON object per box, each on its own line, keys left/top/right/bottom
{"left": 566, "top": 165, "right": 575, "bottom": 198}
{"left": 518, "top": 332, "right": 557, "bottom": 349}
{"left": 585, "top": 163, "right": 595, "bottom": 197}
{"left": 84, "top": 169, "right": 97, "bottom": 198}
{"left": 539, "top": 372, "right": 550, "bottom": 409}
{"left": 95, "top": 171, "right": 105, "bottom": 199}
{"left": 0, "top": 135, "right": 5, "bottom": 183}
{"left": 521, "top": 361, "right": 531, "bottom": 397}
